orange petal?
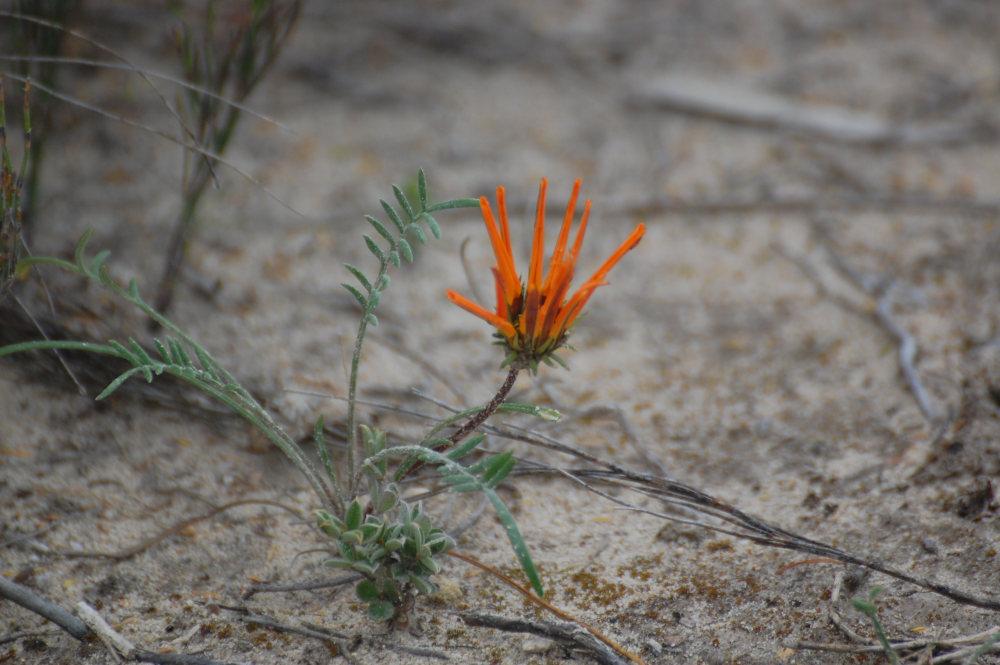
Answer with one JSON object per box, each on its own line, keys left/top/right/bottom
{"left": 584, "top": 222, "right": 645, "bottom": 286}
{"left": 569, "top": 199, "right": 592, "bottom": 264}
{"left": 543, "top": 179, "right": 580, "bottom": 293}
{"left": 537, "top": 260, "right": 574, "bottom": 342}
{"left": 447, "top": 290, "right": 517, "bottom": 340}
{"left": 491, "top": 267, "right": 508, "bottom": 320}
{"left": 496, "top": 186, "right": 514, "bottom": 270}
{"left": 556, "top": 223, "right": 646, "bottom": 332}
{"left": 528, "top": 179, "right": 547, "bottom": 295}
{"left": 480, "top": 195, "right": 520, "bottom": 308}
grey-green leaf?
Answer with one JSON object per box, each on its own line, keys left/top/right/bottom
{"left": 380, "top": 199, "right": 404, "bottom": 230}
{"left": 364, "top": 235, "right": 386, "bottom": 262}
{"left": 342, "top": 283, "right": 367, "bottom": 309}
{"left": 417, "top": 169, "right": 428, "bottom": 207}
{"left": 366, "top": 215, "right": 395, "bottom": 243}
{"left": 393, "top": 184, "right": 415, "bottom": 220}
{"left": 345, "top": 263, "right": 372, "bottom": 293}
{"left": 397, "top": 237, "right": 413, "bottom": 263}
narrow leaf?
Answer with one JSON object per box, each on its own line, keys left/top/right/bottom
{"left": 409, "top": 223, "right": 427, "bottom": 244}
{"left": 73, "top": 229, "right": 94, "bottom": 269}
{"left": 96, "top": 367, "right": 148, "bottom": 399}
{"left": 380, "top": 199, "right": 404, "bottom": 231}
{"left": 445, "top": 433, "right": 487, "bottom": 460}
{"left": 497, "top": 402, "right": 562, "bottom": 422}
{"left": 193, "top": 345, "right": 220, "bottom": 380}
{"left": 168, "top": 338, "right": 191, "bottom": 367}
{"left": 108, "top": 339, "right": 137, "bottom": 363}
{"left": 342, "top": 283, "right": 368, "bottom": 309}
{"left": 397, "top": 237, "right": 413, "bottom": 263}
{"left": 484, "top": 453, "right": 516, "bottom": 489}
{"left": 441, "top": 473, "right": 475, "bottom": 487}
{"left": 445, "top": 481, "right": 480, "bottom": 493}
{"left": 344, "top": 263, "right": 372, "bottom": 293}
{"left": 91, "top": 250, "right": 112, "bottom": 274}
{"left": 425, "top": 198, "right": 479, "bottom": 212}
{"left": 480, "top": 451, "right": 515, "bottom": 487}
{"left": 366, "top": 215, "right": 395, "bottom": 244}
{"left": 417, "top": 169, "right": 428, "bottom": 207}
{"left": 422, "top": 213, "right": 441, "bottom": 239}
{"left": 486, "top": 488, "right": 544, "bottom": 597}
{"left": 393, "top": 185, "right": 415, "bottom": 220}
{"left": 345, "top": 499, "right": 363, "bottom": 531}
{"left": 364, "top": 235, "right": 386, "bottom": 262}
{"left": 128, "top": 339, "right": 154, "bottom": 366}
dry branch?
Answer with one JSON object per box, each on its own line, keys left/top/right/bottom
{"left": 632, "top": 75, "right": 985, "bottom": 145}
{"left": 456, "top": 611, "right": 631, "bottom": 665}
{"left": 0, "top": 576, "right": 238, "bottom": 665}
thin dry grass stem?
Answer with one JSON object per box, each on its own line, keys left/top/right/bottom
{"left": 446, "top": 550, "right": 646, "bottom": 665}
{"left": 572, "top": 404, "right": 667, "bottom": 475}
{"left": 0, "top": 55, "right": 293, "bottom": 133}
{"left": 814, "top": 226, "right": 942, "bottom": 424}
{"left": 0, "top": 10, "right": 193, "bottom": 139}
{"left": 791, "top": 574, "right": 1000, "bottom": 662}
{"left": 570, "top": 467, "right": 1000, "bottom": 611}
{"left": 775, "top": 557, "right": 841, "bottom": 574}
{"left": 375, "top": 390, "right": 1000, "bottom": 610}
{"left": 12, "top": 293, "right": 84, "bottom": 394}
{"left": 59, "top": 498, "right": 303, "bottom": 561}
{"left": 0, "top": 73, "right": 299, "bottom": 216}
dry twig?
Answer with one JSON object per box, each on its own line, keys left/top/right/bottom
{"left": 447, "top": 551, "right": 645, "bottom": 665}
{"left": 456, "top": 611, "right": 630, "bottom": 665}
{"left": 0, "top": 576, "right": 238, "bottom": 665}
{"left": 632, "top": 75, "right": 985, "bottom": 145}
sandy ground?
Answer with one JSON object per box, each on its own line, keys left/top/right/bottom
{"left": 3, "top": 1, "right": 1000, "bottom": 663}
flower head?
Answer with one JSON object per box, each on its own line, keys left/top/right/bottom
{"left": 447, "top": 178, "right": 645, "bottom": 371}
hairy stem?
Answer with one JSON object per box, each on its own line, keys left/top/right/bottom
{"left": 448, "top": 366, "right": 520, "bottom": 445}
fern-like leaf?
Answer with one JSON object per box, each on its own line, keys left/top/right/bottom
{"left": 380, "top": 199, "right": 405, "bottom": 230}
{"left": 366, "top": 215, "right": 395, "bottom": 244}
{"left": 344, "top": 263, "right": 372, "bottom": 293}
{"left": 417, "top": 169, "right": 428, "bottom": 208}
{"left": 363, "top": 235, "right": 385, "bottom": 262}
{"left": 397, "top": 237, "right": 413, "bottom": 263}
{"left": 392, "top": 185, "right": 415, "bottom": 221}
{"left": 342, "top": 283, "right": 368, "bottom": 309}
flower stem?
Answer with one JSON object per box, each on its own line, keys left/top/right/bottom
{"left": 449, "top": 366, "right": 520, "bottom": 444}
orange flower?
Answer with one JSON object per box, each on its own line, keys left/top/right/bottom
{"left": 447, "top": 178, "right": 645, "bottom": 371}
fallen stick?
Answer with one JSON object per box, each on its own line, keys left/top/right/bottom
{"left": 632, "top": 75, "right": 984, "bottom": 145}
